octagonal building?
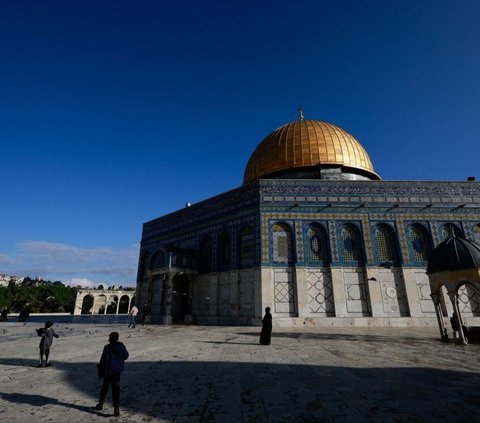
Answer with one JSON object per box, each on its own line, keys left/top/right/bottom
{"left": 135, "top": 115, "right": 480, "bottom": 327}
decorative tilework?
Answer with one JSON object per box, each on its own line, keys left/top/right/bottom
{"left": 306, "top": 270, "right": 334, "bottom": 315}
{"left": 431, "top": 222, "right": 440, "bottom": 246}
{"left": 361, "top": 215, "right": 374, "bottom": 263}
{"left": 273, "top": 269, "right": 296, "bottom": 314}
{"left": 295, "top": 221, "right": 304, "bottom": 262}
{"left": 458, "top": 284, "right": 480, "bottom": 316}
{"left": 344, "top": 270, "right": 371, "bottom": 316}
{"left": 329, "top": 221, "right": 339, "bottom": 262}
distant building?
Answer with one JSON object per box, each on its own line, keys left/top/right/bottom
{"left": 136, "top": 115, "right": 480, "bottom": 326}
{"left": 0, "top": 274, "right": 24, "bottom": 287}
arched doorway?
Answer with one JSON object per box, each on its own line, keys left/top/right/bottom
{"left": 172, "top": 274, "right": 190, "bottom": 323}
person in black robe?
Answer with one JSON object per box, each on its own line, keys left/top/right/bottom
{"left": 259, "top": 307, "right": 272, "bottom": 345}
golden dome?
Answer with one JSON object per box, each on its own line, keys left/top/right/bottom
{"left": 243, "top": 119, "right": 380, "bottom": 184}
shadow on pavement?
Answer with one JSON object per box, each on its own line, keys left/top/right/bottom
{"left": 0, "top": 392, "right": 104, "bottom": 416}
{"left": 194, "top": 340, "right": 260, "bottom": 346}
{"left": 237, "top": 330, "right": 441, "bottom": 344}
{"left": 0, "top": 357, "right": 479, "bottom": 421}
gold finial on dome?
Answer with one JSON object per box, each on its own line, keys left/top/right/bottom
{"left": 298, "top": 105, "right": 304, "bottom": 121}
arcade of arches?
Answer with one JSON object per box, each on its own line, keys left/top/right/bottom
{"left": 73, "top": 290, "right": 135, "bottom": 315}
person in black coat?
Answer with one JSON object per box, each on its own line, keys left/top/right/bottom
{"left": 259, "top": 307, "right": 272, "bottom": 345}
{"left": 96, "top": 332, "right": 129, "bottom": 417}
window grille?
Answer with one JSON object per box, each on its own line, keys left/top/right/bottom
{"left": 199, "top": 237, "right": 212, "bottom": 273}
{"left": 341, "top": 225, "right": 361, "bottom": 262}
{"left": 272, "top": 223, "right": 293, "bottom": 263}
{"left": 307, "top": 225, "right": 326, "bottom": 262}
{"left": 409, "top": 225, "right": 429, "bottom": 262}
{"left": 375, "top": 225, "right": 394, "bottom": 262}
{"left": 240, "top": 226, "right": 255, "bottom": 262}
{"left": 219, "top": 233, "right": 230, "bottom": 266}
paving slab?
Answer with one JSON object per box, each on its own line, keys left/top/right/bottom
{"left": 0, "top": 322, "right": 479, "bottom": 422}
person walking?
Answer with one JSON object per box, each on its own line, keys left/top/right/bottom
{"left": 127, "top": 305, "right": 138, "bottom": 328}
{"left": 36, "top": 321, "right": 59, "bottom": 367}
{"left": 141, "top": 304, "right": 149, "bottom": 326}
{"left": 96, "top": 332, "right": 129, "bottom": 417}
{"left": 259, "top": 307, "right": 272, "bottom": 345}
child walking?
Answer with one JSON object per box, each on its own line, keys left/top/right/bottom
{"left": 36, "top": 321, "right": 59, "bottom": 368}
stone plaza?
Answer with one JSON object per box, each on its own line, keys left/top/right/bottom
{"left": 1, "top": 321, "right": 479, "bottom": 422}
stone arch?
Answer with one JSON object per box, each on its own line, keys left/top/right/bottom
{"left": 81, "top": 294, "right": 94, "bottom": 314}
{"left": 94, "top": 294, "right": 107, "bottom": 314}
{"left": 106, "top": 295, "right": 119, "bottom": 314}
{"left": 118, "top": 294, "right": 130, "bottom": 314}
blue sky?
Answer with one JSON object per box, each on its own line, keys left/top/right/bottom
{"left": 1, "top": 1, "right": 479, "bottom": 287}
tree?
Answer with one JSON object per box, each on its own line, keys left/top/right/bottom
{"left": 0, "top": 287, "right": 13, "bottom": 309}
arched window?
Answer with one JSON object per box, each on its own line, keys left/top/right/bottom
{"left": 306, "top": 223, "right": 328, "bottom": 264}
{"left": 408, "top": 224, "right": 431, "bottom": 263}
{"left": 272, "top": 222, "right": 294, "bottom": 264}
{"left": 374, "top": 224, "right": 398, "bottom": 264}
{"left": 441, "top": 223, "right": 462, "bottom": 239}
{"left": 198, "top": 236, "right": 212, "bottom": 273}
{"left": 239, "top": 226, "right": 255, "bottom": 265}
{"left": 473, "top": 223, "right": 480, "bottom": 244}
{"left": 150, "top": 250, "right": 166, "bottom": 270}
{"left": 219, "top": 232, "right": 231, "bottom": 267}
{"left": 340, "top": 224, "right": 363, "bottom": 264}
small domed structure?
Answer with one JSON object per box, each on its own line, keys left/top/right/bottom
{"left": 243, "top": 119, "right": 380, "bottom": 184}
{"left": 428, "top": 237, "right": 480, "bottom": 274}
{"left": 427, "top": 237, "right": 480, "bottom": 344}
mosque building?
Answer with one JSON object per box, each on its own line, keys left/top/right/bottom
{"left": 135, "top": 113, "right": 480, "bottom": 327}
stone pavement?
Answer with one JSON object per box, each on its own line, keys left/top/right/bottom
{"left": 0, "top": 322, "right": 479, "bottom": 422}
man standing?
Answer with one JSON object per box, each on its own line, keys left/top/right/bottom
{"left": 141, "top": 304, "right": 149, "bottom": 326}
{"left": 96, "top": 332, "right": 129, "bottom": 417}
{"left": 127, "top": 305, "right": 138, "bottom": 328}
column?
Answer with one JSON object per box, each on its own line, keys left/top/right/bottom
{"left": 431, "top": 293, "right": 447, "bottom": 341}
{"left": 448, "top": 292, "right": 468, "bottom": 345}
{"left": 331, "top": 268, "right": 347, "bottom": 317}
{"left": 366, "top": 268, "right": 383, "bottom": 317}
{"left": 295, "top": 267, "right": 308, "bottom": 317}
{"left": 163, "top": 273, "right": 173, "bottom": 324}
{"left": 73, "top": 292, "right": 84, "bottom": 316}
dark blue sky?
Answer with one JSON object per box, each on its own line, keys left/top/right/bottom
{"left": 1, "top": 1, "right": 479, "bottom": 286}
